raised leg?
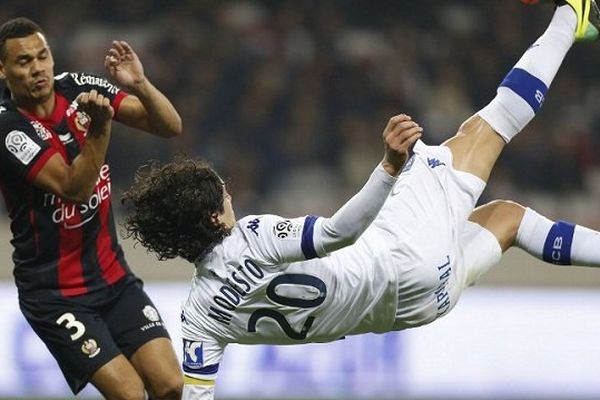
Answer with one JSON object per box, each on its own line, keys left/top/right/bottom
{"left": 444, "top": 3, "right": 590, "bottom": 182}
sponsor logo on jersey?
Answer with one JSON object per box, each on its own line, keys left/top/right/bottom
{"left": 29, "top": 120, "right": 52, "bottom": 141}
{"left": 183, "top": 339, "right": 204, "bottom": 369}
{"left": 70, "top": 72, "right": 119, "bottom": 95}
{"left": 74, "top": 111, "right": 91, "bottom": 133}
{"left": 5, "top": 130, "right": 41, "bottom": 165}
{"left": 42, "top": 164, "right": 112, "bottom": 229}
{"left": 181, "top": 310, "right": 188, "bottom": 324}
{"left": 246, "top": 218, "right": 260, "bottom": 236}
{"left": 427, "top": 157, "right": 445, "bottom": 169}
{"left": 81, "top": 338, "right": 101, "bottom": 358}
{"left": 273, "top": 219, "right": 302, "bottom": 240}
{"left": 58, "top": 132, "right": 74, "bottom": 144}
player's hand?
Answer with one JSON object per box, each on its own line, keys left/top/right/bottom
{"left": 104, "top": 40, "right": 145, "bottom": 90}
{"left": 381, "top": 114, "right": 423, "bottom": 176}
{"left": 76, "top": 90, "right": 115, "bottom": 135}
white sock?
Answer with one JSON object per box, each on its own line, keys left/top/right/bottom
{"left": 515, "top": 208, "right": 553, "bottom": 260}
{"left": 516, "top": 207, "right": 600, "bottom": 267}
{"left": 478, "top": 5, "right": 576, "bottom": 142}
{"left": 571, "top": 225, "right": 600, "bottom": 267}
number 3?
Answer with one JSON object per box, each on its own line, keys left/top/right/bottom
{"left": 56, "top": 312, "right": 86, "bottom": 341}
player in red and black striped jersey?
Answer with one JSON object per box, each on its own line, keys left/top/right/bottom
{"left": 0, "top": 17, "right": 183, "bottom": 398}
{"left": 2, "top": 71, "right": 129, "bottom": 295}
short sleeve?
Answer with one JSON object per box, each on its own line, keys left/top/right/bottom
{"left": 0, "top": 111, "right": 57, "bottom": 182}
{"left": 181, "top": 337, "right": 225, "bottom": 381}
{"left": 239, "top": 214, "right": 326, "bottom": 265}
{"left": 60, "top": 72, "right": 128, "bottom": 114}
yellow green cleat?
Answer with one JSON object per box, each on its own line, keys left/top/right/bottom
{"left": 557, "top": 0, "right": 600, "bottom": 41}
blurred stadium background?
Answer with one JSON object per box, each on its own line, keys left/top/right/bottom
{"left": 1, "top": 0, "right": 600, "bottom": 399}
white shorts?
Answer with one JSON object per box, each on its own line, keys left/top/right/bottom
{"left": 363, "top": 140, "right": 502, "bottom": 330}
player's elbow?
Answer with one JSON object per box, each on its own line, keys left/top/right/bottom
{"left": 320, "top": 222, "right": 361, "bottom": 254}
{"left": 163, "top": 116, "right": 183, "bottom": 138}
{"left": 338, "top": 234, "right": 360, "bottom": 248}
{"left": 322, "top": 235, "right": 358, "bottom": 255}
{"left": 173, "top": 116, "right": 183, "bottom": 136}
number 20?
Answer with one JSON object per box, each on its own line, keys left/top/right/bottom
{"left": 247, "top": 274, "right": 326, "bottom": 340}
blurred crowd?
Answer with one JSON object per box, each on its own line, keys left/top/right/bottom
{"left": 2, "top": 0, "right": 600, "bottom": 224}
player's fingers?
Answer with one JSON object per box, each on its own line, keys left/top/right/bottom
{"left": 95, "top": 94, "right": 109, "bottom": 107}
{"left": 88, "top": 90, "right": 99, "bottom": 103}
{"left": 388, "top": 114, "right": 411, "bottom": 129}
{"left": 397, "top": 123, "right": 422, "bottom": 139}
{"left": 399, "top": 131, "right": 423, "bottom": 151}
{"left": 106, "top": 48, "right": 120, "bottom": 61}
{"left": 99, "top": 96, "right": 113, "bottom": 116}
{"left": 112, "top": 40, "right": 126, "bottom": 55}
{"left": 104, "top": 56, "right": 117, "bottom": 71}
{"left": 396, "top": 120, "right": 420, "bottom": 133}
{"left": 399, "top": 125, "right": 423, "bottom": 141}
{"left": 386, "top": 120, "right": 420, "bottom": 141}
{"left": 383, "top": 114, "right": 412, "bottom": 137}
{"left": 388, "top": 126, "right": 423, "bottom": 149}
{"left": 76, "top": 92, "right": 89, "bottom": 105}
{"left": 383, "top": 114, "right": 416, "bottom": 141}
{"left": 402, "top": 129, "right": 423, "bottom": 146}
{"left": 119, "top": 40, "right": 133, "bottom": 53}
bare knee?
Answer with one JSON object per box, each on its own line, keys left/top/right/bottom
{"left": 469, "top": 199, "right": 525, "bottom": 251}
{"left": 443, "top": 115, "right": 505, "bottom": 182}
{"left": 99, "top": 379, "right": 145, "bottom": 400}
{"left": 91, "top": 356, "right": 146, "bottom": 400}
{"left": 129, "top": 338, "right": 183, "bottom": 400}
{"left": 113, "top": 387, "right": 146, "bottom": 400}
{"left": 147, "top": 374, "right": 183, "bottom": 400}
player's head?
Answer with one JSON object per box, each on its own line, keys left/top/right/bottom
{"left": 0, "top": 17, "right": 54, "bottom": 105}
{"left": 122, "top": 155, "right": 234, "bottom": 263}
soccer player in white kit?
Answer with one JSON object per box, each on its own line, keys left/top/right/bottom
{"left": 122, "top": 1, "right": 600, "bottom": 399}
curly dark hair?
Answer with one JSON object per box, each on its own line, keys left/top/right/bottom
{"left": 121, "top": 155, "right": 230, "bottom": 263}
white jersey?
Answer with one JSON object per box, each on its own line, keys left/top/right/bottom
{"left": 180, "top": 142, "right": 503, "bottom": 399}
{"left": 181, "top": 214, "right": 398, "bottom": 370}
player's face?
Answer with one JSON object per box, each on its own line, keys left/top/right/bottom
{"left": 216, "top": 186, "right": 236, "bottom": 229}
{"left": 0, "top": 32, "right": 55, "bottom": 105}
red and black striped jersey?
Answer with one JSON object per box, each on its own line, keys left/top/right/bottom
{"left": 0, "top": 72, "right": 130, "bottom": 297}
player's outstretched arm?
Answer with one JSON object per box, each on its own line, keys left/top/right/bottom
{"left": 315, "top": 114, "right": 422, "bottom": 253}
{"left": 250, "top": 114, "right": 423, "bottom": 264}
{"left": 105, "top": 40, "right": 182, "bottom": 138}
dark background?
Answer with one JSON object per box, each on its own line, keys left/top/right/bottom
{"left": 1, "top": 0, "right": 599, "bottom": 224}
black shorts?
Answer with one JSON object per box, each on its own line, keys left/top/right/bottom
{"left": 18, "top": 274, "right": 171, "bottom": 394}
